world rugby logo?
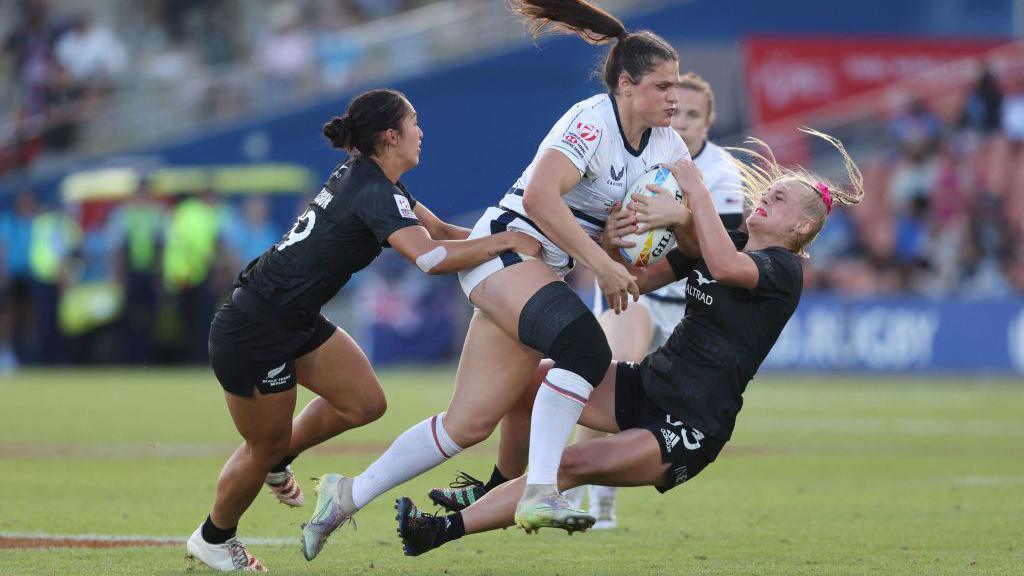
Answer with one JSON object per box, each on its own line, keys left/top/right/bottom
{"left": 576, "top": 122, "right": 600, "bottom": 141}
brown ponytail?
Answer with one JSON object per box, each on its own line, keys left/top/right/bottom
{"left": 508, "top": 0, "right": 678, "bottom": 94}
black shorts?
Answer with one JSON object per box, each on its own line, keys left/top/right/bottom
{"left": 614, "top": 362, "right": 726, "bottom": 493}
{"left": 207, "top": 291, "right": 337, "bottom": 397}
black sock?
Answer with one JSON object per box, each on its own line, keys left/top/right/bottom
{"left": 201, "top": 515, "right": 236, "bottom": 545}
{"left": 483, "top": 465, "right": 510, "bottom": 492}
{"left": 270, "top": 455, "right": 296, "bottom": 474}
{"left": 434, "top": 512, "right": 466, "bottom": 547}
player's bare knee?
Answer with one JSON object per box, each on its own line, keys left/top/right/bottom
{"left": 444, "top": 414, "right": 495, "bottom": 448}
{"left": 359, "top": 393, "right": 387, "bottom": 424}
{"left": 248, "top": 437, "right": 291, "bottom": 467}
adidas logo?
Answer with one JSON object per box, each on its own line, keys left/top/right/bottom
{"left": 660, "top": 428, "right": 680, "bottom": 453}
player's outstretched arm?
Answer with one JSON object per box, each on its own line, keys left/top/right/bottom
{"left": 412, "top": 202, "right": 471, "bottom": 240}
{"left": 387, "top": 225, "right": 541, "bottom": 276}
{"left": 669, "top": 160, "right": 758, "bottom": 289}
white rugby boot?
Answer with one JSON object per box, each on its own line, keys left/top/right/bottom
{"left": 589, "top": 485, "right": 618, "bottom": 530}
{"left": 301, "top": 473, "right": 357, "bottom": 561}
{"left": 265, "top": 465, "right": 304, "bottom": 507}
{"left": 186, "top": 525, "right": 267, "bottom": 572}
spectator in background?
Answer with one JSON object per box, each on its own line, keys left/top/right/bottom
{"left": 960, "top": 67, "right": 1002, "bottom": 135}
{"left": 162, "top": 189, "right": 223, "bottom": 363}
{"left": 888, "top": 100, "right": 943, "bottom": 212}
{"left": 223, "top": 195, "right": 279, "bottom": 268}
{"left": 54, "top": 13, "right": 127, "bottom": 90}
{"left": 258, "top": 2, "right": 316, "bottom": 98}
{"left": 109, "top": 179, "right": 166, "bottom": 364}
{"left": 28, "top": 201, "right": 80, "bottom": 364}
{"left": 0, "top": 189, "right": 40, "bottom": 372}
{"left": 1000, "top": 71, "right": 1024, "bottom": 145}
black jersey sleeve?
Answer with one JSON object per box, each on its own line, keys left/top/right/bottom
{"left": 665, "top": 248, "right": 699, "bottom": 281}
{"left": 355, "top": 183, "right": 422, "bottom": 246}
{"left": 749, "top": 247, "right": 802, "bottom": 297}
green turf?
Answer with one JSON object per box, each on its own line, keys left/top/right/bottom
{"left": 1, "top": 368, "right": 1022, "bottom": 575}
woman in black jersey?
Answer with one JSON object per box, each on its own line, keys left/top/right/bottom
{"left": 185, "top": 88, "right": 541, "bottom": 572}
{"left": 392, "top": 129, "right": 865, "bottom": 554}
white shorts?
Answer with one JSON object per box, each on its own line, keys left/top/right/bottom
{"left": 592, "top": 284, "right": 686, "bottom": 354}
{"left": 458, "top": 207, "right": 575, "bottom": 299}
{"left": 637, "top": 293, "right": 686, "bottom": 353}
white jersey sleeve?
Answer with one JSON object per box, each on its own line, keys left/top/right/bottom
{"left": 540, "top": 105, "right": 608, "bottom": 176}
{"left": 695, "top": 141, "right": 744, "bottom": 215}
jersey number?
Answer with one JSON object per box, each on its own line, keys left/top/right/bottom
{"left": 277, "top": 210, "right": 316, "bottom": 251}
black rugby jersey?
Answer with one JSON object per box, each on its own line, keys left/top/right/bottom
{"left": 235, "top": 155, "right": 421, "bottom": 323}
{"left": 640, "top": 231, "right": 802, "bottom": 440}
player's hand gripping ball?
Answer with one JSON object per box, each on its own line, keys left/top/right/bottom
{"left": 617, "top": 167, "right": 683, "bottom": 266}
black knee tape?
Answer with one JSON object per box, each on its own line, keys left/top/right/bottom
{"left": 518, "top": 281, "right": 610, "bottom": 387}
{"left": 518, "top": 281, "right": 589, "bottom": 353}
{"left": 548, "top": 313, "right": 611, "bottom": 387}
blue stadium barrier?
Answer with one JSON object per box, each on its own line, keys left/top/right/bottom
{"left": 762, "top": 295, "right": 1024, "bottom": 374}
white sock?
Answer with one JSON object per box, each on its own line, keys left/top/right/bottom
{"left": 525, "top": 368, "right": 593, "bottom": 486}
{"left": 351, "top": 413, "right": 462, "bottom": 509}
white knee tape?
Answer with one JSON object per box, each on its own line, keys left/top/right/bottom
{"left": 415, "top": 246, "right": 447, "bottom": 273}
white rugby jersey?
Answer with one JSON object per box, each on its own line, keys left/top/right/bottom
{"left": 499, "top": 93, "right": 689, "bottom": 241}
{"left": 649, "top": 139, "right": 744, "bottom": 301}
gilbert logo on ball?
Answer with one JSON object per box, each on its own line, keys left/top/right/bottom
{"left": 618, "top": 167, "right": 683, "bottom": 267}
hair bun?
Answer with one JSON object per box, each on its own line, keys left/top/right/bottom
{"left": 323, "top": 115, "right": 352, "bottom": 149}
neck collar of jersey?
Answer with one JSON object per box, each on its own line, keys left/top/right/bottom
{"left": 353, "top": 153, "right": 402, "bottom": 187}
{"left": 609, "top": 93, "right": 651, "bottom": 158}
{"left": 691, "top": 139, "right": 708, "bottom": 160}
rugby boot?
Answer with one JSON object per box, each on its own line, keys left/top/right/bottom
{"left": 514, "top": 484, "right": 595, "bottom": 534}
{"left": 265, "top": 465, "right": 304, "bottom": 507}
{"left": 395, "top": 496, "right": 446, "bottom": 556}
{"left": 427, "top": 471, "right": 486, "bottom": 512}
{"left": 186, "top": 525, "right": 267, "bottom": 572}
{"left": 301, "top": 474, "right": 357, "bottom": 561}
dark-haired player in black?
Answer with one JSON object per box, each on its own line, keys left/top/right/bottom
{"left": 394, "top": 129, "right": 865, "bottom": 554}
{"left": 185, "top": 88, "right": 541, "bottom": 573}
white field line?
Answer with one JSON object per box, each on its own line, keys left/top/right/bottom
{"left": 0, "top": 531, "right": 296, "bottom": 546}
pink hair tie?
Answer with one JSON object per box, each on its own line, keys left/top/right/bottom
{"left": 815, "top": 182, "right": 833, "bottom": 214}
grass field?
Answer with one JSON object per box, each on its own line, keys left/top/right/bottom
{"left": 1, "top": 368, "right": 1022, "bottom": 575}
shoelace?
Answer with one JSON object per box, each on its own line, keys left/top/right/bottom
{"left": 227, "top": 539, "right": 257, "bottom": 570}
{"left": 448, "top": 471, "right": 484, "bottom": 490}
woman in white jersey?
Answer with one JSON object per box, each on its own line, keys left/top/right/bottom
{"left": 425, "top": 74, "right": 746, "bottom": 525}
{"left": 300, "top": 0, "right": 689, "bottom": 559}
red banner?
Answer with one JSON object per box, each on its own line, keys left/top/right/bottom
{"left": 744, "top": 37, "right": 1002, "bottom": 124}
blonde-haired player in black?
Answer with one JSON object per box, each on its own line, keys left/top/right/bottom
{"left": 395, "top": 129, "right": 865, "bottom": 555}
{"left": 185, "top": 88, "right": 541, "bottom": 573}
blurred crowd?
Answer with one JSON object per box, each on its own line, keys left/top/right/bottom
{"left": 1, "top": 0, "right": 447, "bottom": 175}
{"left": 806, "top": 67, "right": 1024, "bottom": 297}
{"left": 0, "top": 184, "right": 299, "bottom": 372}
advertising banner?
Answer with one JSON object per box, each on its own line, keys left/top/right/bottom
{"left": 744, "top": 37, "right": 1001, "bottom": 124}
{"left": 763, "top": 295, "right": 1024, "bottom": 374}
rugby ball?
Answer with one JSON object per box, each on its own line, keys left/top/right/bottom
{"left": 618, "top": 167, "right": 684, "bottom": 267}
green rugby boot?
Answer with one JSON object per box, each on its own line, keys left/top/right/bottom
{"left": 427, "top": 471, "right": 486, "bottom": 512}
